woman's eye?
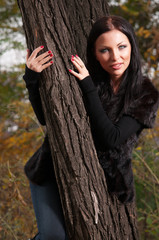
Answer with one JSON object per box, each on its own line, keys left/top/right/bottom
{"left": 100, "top": 48, "right": 109, "bottom": 53}
{"left": 119, "top": 45, "right": 127, "bottom": 49}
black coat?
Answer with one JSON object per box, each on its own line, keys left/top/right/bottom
{"left": 24, "top": 70, "right": 159, "bottom": 203}
{"left": 97, "top": 77, "right": 159, "bottom": 202}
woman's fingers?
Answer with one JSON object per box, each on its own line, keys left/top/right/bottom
{"left": 71, "top": 57, "right": 82, "bottom": 72}
{"left": 73, "top": 55, "right": 85, "bottom": 68}
{"left": 68, "top": 69, "right": 79, "bottom": 78}
{"left": 26, "top": 49, "right": 30, "bottom": 61}
{"left": 69, "top": 55, "right": 89, "bottom": 80}
{"left": 71, "top": 55, "right": 87, "bottom": 71}
{"left": 41, "top": 61, "right": 53, "bottom": 71}
{"left": 35, "top": 51, "right": 53, "bottom": 63}
{"left": 29, "top": 46, "right": 44, "bottom": 61}
{"left": 26, "top": 46, "right": 53, "bottom": 72}
{"left": 39, "top": 54, "right": 53, "bottom": 66}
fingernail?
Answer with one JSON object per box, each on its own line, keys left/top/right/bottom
{"left": 50, "top": 54, "right": 53, "bottom": 57}
{"left": 41, "top": 46, "right": 44, "bottom": 48}
{"left": 71, "top": 58, "right": 74, "bottom": 61}
{"left": 48, "top": 51, "right": 52, "bottom": 53}
{"left": 50, "top": 61, "right": 53, "bottom": 64}
{"left": 68, "top": 69, "right": 72, "bottom": 72}
{"left": 76, "top": 54, "right": 79, "bottom": 57}
{"left": 71, "top": 55, "right": 74, "bottom": 58}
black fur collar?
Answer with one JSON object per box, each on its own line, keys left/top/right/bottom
{"left": 126, "top": 78, "right": 159, "bottom": 128}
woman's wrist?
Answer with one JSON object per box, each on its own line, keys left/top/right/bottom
{"left": 78, "top": 75, "right": 96, "bottom": 93}
{"left": 25, "top": 65, "right": 40, "bottom": 80}
{"left": 23, "top": 65, "right": 41, "bottom": 86}
{"left": 79, "top": 74, "right": 90, "bottom": 81}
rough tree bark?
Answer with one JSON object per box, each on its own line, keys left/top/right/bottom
{"left": 18, "top": 0, "right": 139, "bottom": 239}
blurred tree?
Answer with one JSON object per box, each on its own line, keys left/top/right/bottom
{"left": 0, "top": 0, "right": 24, "bottom": 54}
{"left": 108, "top": 0, "right": 159, "bottom": 83}
{"left": 0, "top": 1, "right": 41, "bottom": 239}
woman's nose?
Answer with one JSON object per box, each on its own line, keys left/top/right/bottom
{"left": 111, "top": 49, "right": 120, "bottom": 61}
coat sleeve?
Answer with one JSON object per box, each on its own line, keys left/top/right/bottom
{"left": 23, "top": 66, "right": 46, "bottom": 125}
{"left": 126, "top": 78, "right": 159, "bottom": 128}
{"left": 24, "top": 134, "right": 53, "bottom": 185}
{"left": 79, "top": 76, "right": 142, "bottom": 150}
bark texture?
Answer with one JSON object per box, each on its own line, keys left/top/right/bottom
{"left": 17, "top": 0, "right": 139, "bottom": 239}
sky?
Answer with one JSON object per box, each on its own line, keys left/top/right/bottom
{"left": 0, "top": 48, "right": 26, "bottom": 71}
{"left": 0, "top": 13, "right": 26, "bottom": 71}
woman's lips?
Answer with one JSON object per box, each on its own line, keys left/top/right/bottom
{"left": 111, "top": 63, "right": 123, "bottom": 70}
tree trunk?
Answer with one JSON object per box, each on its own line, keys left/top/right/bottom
{"left": 17, "top": 0, "right": 139, "bottom": 239}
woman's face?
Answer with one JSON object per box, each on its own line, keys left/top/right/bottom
{"left": 95, "top": 29, "right": 131, "bottom": 82}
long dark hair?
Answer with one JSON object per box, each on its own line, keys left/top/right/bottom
{"left": 87, "top": 15, "right": 143, "bottom": 113}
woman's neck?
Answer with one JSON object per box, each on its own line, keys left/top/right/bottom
{"left": 111, "top": 78, "right": 122, "bottom": 94}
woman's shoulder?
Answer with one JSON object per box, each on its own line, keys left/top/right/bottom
{"left": 134, "top": 76, "right": 159, "bottom": 108}
{"left": 126, "top": 76, "right": 159, "bottom": 128}
{"left": 141, "top": 76, "right": 159, "bottom": 100}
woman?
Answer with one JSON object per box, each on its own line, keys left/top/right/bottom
{"left": 24, "top": 16, "right": 158, "bottom": 240}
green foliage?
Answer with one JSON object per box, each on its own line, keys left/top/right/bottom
{"left": 108, "top": 0, "right": 159, "bottom": 82}
{"left": 133, "top": 126, "right": 159, "bottom": 239}
{"left": 0, "top": 0, "right": 25, "bottom": 55}
{"left": 0, "top": 70, "right": 24, "bottom": 113}
{"left": 0, "top": 2, "right": 41, "bottom": 237}
{"left": 0, "top": 66, "right": 44, "bottom": 238}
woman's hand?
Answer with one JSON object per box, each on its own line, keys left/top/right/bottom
{"left": 26, "top": 46, "right": 53, "bottom": 72}
{"left": 69, "top": 55, "right": 89, "bottom": 80}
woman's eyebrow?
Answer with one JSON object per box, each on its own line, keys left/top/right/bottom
{"left": 117, "top": 41, "right": 126, "bottom": 46}
{"left": 97, "top": 41, "right": 127, "bottom": 50}
{"left": 99, "top": 41, "right": 126, "bottom": 48}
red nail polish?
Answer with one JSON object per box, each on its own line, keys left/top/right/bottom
{"left": 69, "top": 69, "right": 72, "bottom": 72}
{"left": 71, "top": 58, "right": 74, "bottom": 61}
{"left": 50, "top": 54, "right": 53, "bottom": 57}
{"left": 50, "top": 61, "right": 53, "bottom": 64}
{"left": 48, "top": 51, "right": 52, "bottom": 53}
{"left": 40, "top": 46, "right": 44, "bottom": 48}
{"left": 76, "top": 55, "right": 79, "bottom": 57}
